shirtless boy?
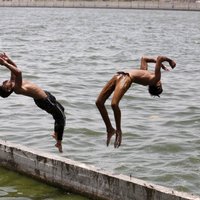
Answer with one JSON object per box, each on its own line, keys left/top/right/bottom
{"left": 96, "top": 56, "right": 176, "bottom": 148}
{"left": 0, "top": 53, "right": 66, "bottom": 153}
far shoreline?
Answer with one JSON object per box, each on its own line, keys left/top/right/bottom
{"left": 0, "top": 0, "right": 200, "bottom": 11}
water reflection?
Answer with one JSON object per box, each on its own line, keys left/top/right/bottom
{"left": 0, "top": 167, "right": 89, "bottom": 200}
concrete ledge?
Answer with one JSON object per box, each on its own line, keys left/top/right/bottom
{"left": 0, "top": 139, "right": 199, "bottom": 200}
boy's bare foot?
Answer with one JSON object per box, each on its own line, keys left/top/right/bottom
{"left": 106, "top": 128, "right": 116, "bottom": 146}
{"left": 114, "top": 130, "right": 122, "bottom": 148}
{"left": 52, "top": 133, "right": 63, "bottom": 153}
{"left": 55, "top": 141, "right": 63, "bottom": 153}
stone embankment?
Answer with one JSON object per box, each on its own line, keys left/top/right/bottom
{"left": 0, "top": 139, "right": 200, "bottom": 200}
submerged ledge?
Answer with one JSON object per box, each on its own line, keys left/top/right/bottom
{"left": 0, "top": 0, "right": 200, "bottom": 11}
{"left": 0, "top": 139, "right": 199, "bottom": 200}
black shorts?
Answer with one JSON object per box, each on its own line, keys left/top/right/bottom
{"left": 34, "top": 91, "right": 66, "bottom": 141}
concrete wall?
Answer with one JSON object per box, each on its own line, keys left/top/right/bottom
{"left": 0, "top": 139, "right": 199, "bottom": 200}
{"left": 0, "top": 0, "right": 200, "bottom": 10}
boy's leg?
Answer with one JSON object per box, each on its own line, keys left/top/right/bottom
{"left": 111, "top": 75, "right": 132, "bottom": 148}
{"left": 96, "top": 75, "right": 117, "bottom": 146}
{"left": 52, "top": 103, "right": 66, "bottom": 153}
{"left": 34, "top": 94, "right": 65, "bottom": 153}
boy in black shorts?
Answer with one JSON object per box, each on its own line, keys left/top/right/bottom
{"left": 0, "top": 53, "right": 65, "bottom": 152}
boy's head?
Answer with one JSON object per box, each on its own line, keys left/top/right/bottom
{"left": 0, "top": 80, "right": 14, "bottom": 98}
{"left": 148, "top": 82, "right": 163, "bottom": 97}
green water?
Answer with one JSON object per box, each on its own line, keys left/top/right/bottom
{"left": 0, "top": 167, "right": 89, "bottom": 200}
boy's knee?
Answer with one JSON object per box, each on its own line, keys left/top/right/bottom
{"left": 96, "top": 99, "right": 103, "bottom": 108}
{"left": 111, "top": 102, "right": 118, "bottom": 109}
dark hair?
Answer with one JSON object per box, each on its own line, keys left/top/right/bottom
{"left": 148, "top": 85, "right": 163, "bottom": 97}
{"left": 0, "top": 86, "right": 13, "bottom": 98}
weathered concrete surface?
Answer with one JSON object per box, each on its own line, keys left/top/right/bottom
{"left": 0, "top": 139, "right": 199, "bottom": 200}
{"left": 0, "top": 0, "right": 200, "bottom": 10}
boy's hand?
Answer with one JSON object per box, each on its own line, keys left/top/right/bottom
{"left": 0, "top": 57, "right": 6, "bottom": 65}
{"left": 0, "top": 53, "right": 8, "bottom": 60}
{"left": 161, "top": 63, "right": 169, "bottom": 71}
{"left": 169, "top": 60, "right": 176, "bottom": 69}
{"left": 0, "top": 53, "right": 15, "bottom": 66}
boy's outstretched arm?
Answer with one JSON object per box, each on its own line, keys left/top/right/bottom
{"left": 153, "top": 56, "right": 176, "bottom": 83}
{"left": 0, "top": 56, "right": 22, "bottom": 87}
{"left": 140, "top": 56, "right": 172, "bottom": 72}
{"left": 0, "top": 53, "right": 18, "bottom": 81}
{"left": 140, "top": 57, "right": 156, "bottom": 70}
{"left": 156, "top": 56, "right": 176, "bottom": 71}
